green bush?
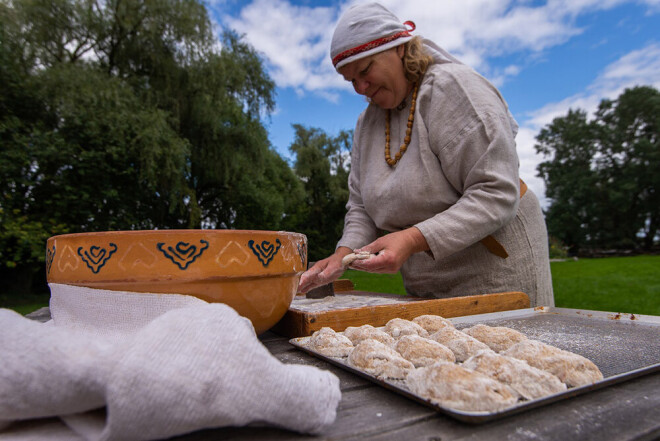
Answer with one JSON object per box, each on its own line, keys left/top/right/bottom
{"left": 548, "top": 236, "right": 569, "bottom": 259}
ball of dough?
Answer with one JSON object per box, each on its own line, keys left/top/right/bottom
{"left": 341, "top": 251, "right": 373, "bottom": 267}
{"left": 305, "top": 327, "right": 353, "bottom": 357}
{"left": 412, "top": 314, "right": 455, "bottom": 333}
{"left": 343, "top": 324, "right": 395, "bottom": 346}
{"left": 463, "top": 350, "right": 567, "bottom": 400}
{"left": 394, "top": 334, "right": 456, "bottom": 367}
{"left": 428, "top": 327, "right": 490, "bottom": 362}
{"left": 347, "top": 338, "right": 414, "bottom": 380}
{"left": 502, "top": 340, "right": 604, "bottom": 387}
{"left": 406, "top": 362, "right": 518, "bottom": 412}
{"left": 385, "top": 318, "right": 429, "bottom": 339}
{"left": 461, "top": 324, "right": 527, "bottom": 352}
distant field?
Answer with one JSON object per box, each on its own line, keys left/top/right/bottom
{"left": 341, "top": 255, "right": 660, "bottom": 316}
{"left": 550, "top": 255, "right": 660, "bottom": 315}
{"left": 340, "top": 270, "right": 407, "bottom": 296}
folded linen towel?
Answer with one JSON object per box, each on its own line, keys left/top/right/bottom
{"left": 0, "top": 284, "right": 341, "bottom": 440}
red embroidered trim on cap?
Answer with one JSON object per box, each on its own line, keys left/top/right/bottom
{"left": 333, "top": 21, "right": 416, "bottom": 67}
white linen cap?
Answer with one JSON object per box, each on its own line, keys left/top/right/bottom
{"left": 331, "top": 2, "right": 415, "bottom": 70}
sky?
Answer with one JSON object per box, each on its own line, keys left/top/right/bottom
{"left": 206, "top": 0, "right": 660, "bottom": 206}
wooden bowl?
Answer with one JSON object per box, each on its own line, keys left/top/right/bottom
{"left": 46, "top": 230, "right": 307, "bottom": 334}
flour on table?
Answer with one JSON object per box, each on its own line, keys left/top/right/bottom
{"left": 290, "top": 295, "right": 410, "bottom": 313}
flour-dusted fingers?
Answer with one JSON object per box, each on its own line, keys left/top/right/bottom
{"left": 299, "top": 250, "right": 352, "bottom": 293}
{"left": 298, "top": 266, "right": 324, "bottom": 293}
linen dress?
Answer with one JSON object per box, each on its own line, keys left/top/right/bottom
{"left": 336, "top": 62, "right": 554, "bottom": 307}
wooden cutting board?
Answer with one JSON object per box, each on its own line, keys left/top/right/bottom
{"left": 271, "top": 291, "right": 530, "bottom": 337}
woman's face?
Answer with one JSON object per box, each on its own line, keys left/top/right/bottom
{"left": 338, "top": 45, "right": 411, "bottom": 109}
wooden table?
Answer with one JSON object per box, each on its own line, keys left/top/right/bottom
{"left": 24, "top": 308, "right": 660, "bottom": 441}
{"left": 168, "top": 330, "right": 660, "bottom": 441}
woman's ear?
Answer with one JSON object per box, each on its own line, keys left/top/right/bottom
{"left": 397, "top": 44, "right": 405, "bottom": 58}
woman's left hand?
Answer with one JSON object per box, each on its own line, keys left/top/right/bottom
{"left": 349, "top": 227, "right": 429, "bottom": 273}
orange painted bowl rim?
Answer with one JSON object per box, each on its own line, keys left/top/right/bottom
{"left": 46, "top": 229, "right": 308, "bottom": 282}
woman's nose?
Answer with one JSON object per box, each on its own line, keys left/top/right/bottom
{"left": 353, "top": 79, "right": 369, "bottom": 95}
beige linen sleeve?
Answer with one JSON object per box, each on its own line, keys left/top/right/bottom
{"left": 336, "top": 113, "right": 379, "bottom": 251}
{"left": 414, "top": 67, "right": 521, "bottom": 260}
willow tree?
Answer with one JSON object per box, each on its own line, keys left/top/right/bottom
{"left": 0, "top": 0, "right": 301, "bottom": 293}
{"left": 288, "top": 125, "right": 351, "bottom": 261}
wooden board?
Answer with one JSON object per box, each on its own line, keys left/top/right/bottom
{"left": 333, "top": 279, "right": 355, "bottom": 292}
{"left": 271, "top": 291, "right": 529, "bottom": 337}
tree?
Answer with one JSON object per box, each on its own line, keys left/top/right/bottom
{"left": 535, "top": 109, "right": 599, "bottom": 254}
{"left": 0, "top": 0, "right": 297, "bottom": 294}
{"left": 535, "top": 86, "right": 660, "bottom": 253}
{"left": 288, "top": 125, "right": 352, "bottom": 262}
{"left": 593, "top": 86, "right": 660, "bottom": 249}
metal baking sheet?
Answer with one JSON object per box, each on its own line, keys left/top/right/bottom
{"left": 289, "top": 307, "right": 660, "bottom": 423}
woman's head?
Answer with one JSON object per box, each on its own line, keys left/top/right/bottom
{"left": 338, "top": 45, "right": 409, "bottom": 109}
{"left": 331, "top": 3, "right": 431, "bottom": 107}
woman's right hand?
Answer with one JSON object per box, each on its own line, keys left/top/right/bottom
{"left": 297, "top": 247, "right": 353, "bottom": 294}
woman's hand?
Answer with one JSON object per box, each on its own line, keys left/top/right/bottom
{"left": 349, "top": 227, "right": 429, "bottom": 274}
{"left": 298, "top": 247, "right": 353, "bottom": 294}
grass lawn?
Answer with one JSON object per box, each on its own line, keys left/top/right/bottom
{"left": 2, "top": 255, "right": 658, "bottom": 316}
{"left": 551, "top": 255, "right": 660, "bottom": 315}
{"left": 0, "top": 292, "right": 50, "bottom": 315}
{"left": 341, "top": 254, "right": 660, "bottom": 316}
{"left": 340, "top": 270, "right": 407, "bottom": 296}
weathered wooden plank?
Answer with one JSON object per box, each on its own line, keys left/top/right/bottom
{"left": 353, "top": 373, "right": 660, "bottom": 441}
{"left": 185, "top": 372, "right": 660, "bottom": 441}
{"left": 182, "top": 387, "right": 438, "bottom": 441}
{"left": 168, "top": 386, "right": 435, "bottom": 441}
{"left": 315, "top": 386, "right": 437, "bottom": 439}
{"left": 276, "top": 350, "right": 369, "bottom": 390}
{"left": 263, "top": 338, "right": 300, "bottom": 354}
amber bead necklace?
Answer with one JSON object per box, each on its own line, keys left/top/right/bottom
{"left": 385, "top": 82, "right": 419, "bottom": 166}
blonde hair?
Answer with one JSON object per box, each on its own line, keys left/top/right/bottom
{"left": 402, "top": 37, "right": 432, "bottom": 83}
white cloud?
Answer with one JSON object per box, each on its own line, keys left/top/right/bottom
{"left": 594, "top": 42, "right": 660, "bottom": 91}
{"left": 640, "top": 0, "right": 660, "bottom": 13}
{"left": 216, "top": 0, "right": 655, "bottom": 95}
{"left": 221, "top": 0, "right": 346, "bottom": 95}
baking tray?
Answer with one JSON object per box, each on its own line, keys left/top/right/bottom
{"left": 289, "top": 307, "right": 660, "bottom": 423}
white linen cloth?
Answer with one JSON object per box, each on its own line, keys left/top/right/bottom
{"left": 0, "top": 284, "right": 341, "bottom": 440}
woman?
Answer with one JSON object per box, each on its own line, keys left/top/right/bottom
{"left": 298, "top": 2, "right": 554, "bottom": 307}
